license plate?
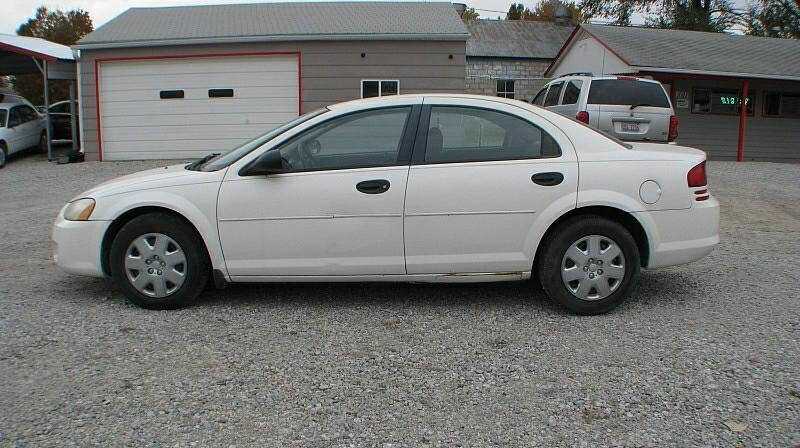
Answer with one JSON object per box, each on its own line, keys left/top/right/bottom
{"left": 620, "top": 123, "right": 640, "bottom": 132}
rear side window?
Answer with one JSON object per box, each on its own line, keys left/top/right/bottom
{"left": 561, "top": 80, "right": 582, "bottom": 105}
{"left": 588, "top": 79, "right": 670, "bottom": 108}
{"left": 544, "top": 82, "right": 564, "bottom": 106}
{"left": 424, "top": 106, "right": 561, "bottom": 163}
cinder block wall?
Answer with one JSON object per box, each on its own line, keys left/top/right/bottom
{"left": 465, "top": 57, "right": 552, "bottom": 102}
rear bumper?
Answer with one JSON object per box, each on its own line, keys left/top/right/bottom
{"left": 637, "top": 197, "right": 720, "bottom": 269}
{"left": 52, "top": 213, "right": 109, "bottom": 277}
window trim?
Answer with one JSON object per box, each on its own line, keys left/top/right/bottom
{"left": 243, "top": 105, "right": 420, "bottom": 175}
{"left": 360, "top": 79, "right": 400, "bottom": 99}
{"left": 762, "top": 91, "right": 800, "bottom": 119}
{"left": 410, "top": 104, "right": 562, "bottom": 165}
{"left": 690, "top": 87, "right": 754, "bottom": 117}
{"left": 496, "top": 79, "right": 515, "bottom": 99}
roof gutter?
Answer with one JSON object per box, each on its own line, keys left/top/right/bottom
{"left": 636, "top": 66, "right": 800, "bottom": 83}
{"left": 73, "top": 33, "right": 471, "bottom": 50}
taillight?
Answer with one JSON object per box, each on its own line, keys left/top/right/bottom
{"left": 576, "top": 111, "right": 589, "bottom": 123}
{"left": 687, "top": 161, "right": 707, "bottom": 188}
{"left": 668, "top": 115, "right": 679, "bottom": 141}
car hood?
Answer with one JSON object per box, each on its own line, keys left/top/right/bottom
{"left": 74, "top": 163, "right": 224, "bottom": 200}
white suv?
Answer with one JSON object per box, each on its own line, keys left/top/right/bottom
{"left": 532, "top": 74, "right": 678, "bottom": 143}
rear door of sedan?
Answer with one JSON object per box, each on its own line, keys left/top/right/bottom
{"left": 403, "top": 97, "right": 578, "bottom": 275}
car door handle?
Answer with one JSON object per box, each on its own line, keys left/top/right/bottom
{"left": 532, "top": 172, "right": 564, "bottom": 186}
{"left": 356, "top": 179, "right": 390, "bottom": 194}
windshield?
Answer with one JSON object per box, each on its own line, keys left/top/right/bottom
{"left": 0, "top": 109, "right": 6, "bottom": 128}
{"left": 200, "top": 108, "right": 329, "bottom": 171}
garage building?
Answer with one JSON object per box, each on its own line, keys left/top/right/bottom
{"left": 73, "top": 2, "right": 469, "bottom": 161}
{"left": 545, "top": 24, "right": 800, "bottom": 162}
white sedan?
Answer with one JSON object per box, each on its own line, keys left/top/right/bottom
{"left": 53, "top": 95, "right": 719, "bottom": 314}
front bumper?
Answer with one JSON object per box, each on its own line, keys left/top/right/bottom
{"left": 638, "top": 196, "right": 720, "bottom": 269}
{"left": 52, "top": 213, "right": 110, "bottom": 277}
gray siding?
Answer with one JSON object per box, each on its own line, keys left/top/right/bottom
{"left": 671, "top": 78, "right": 800, "bottom": 162}
{"left": 78, "top": 40, "right": 465, "bottom": 160}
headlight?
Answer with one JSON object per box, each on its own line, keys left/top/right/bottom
{"left": 63, "top": 198, "right": 96, "bottom": 221}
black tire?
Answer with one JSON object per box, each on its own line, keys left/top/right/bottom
{"left": 109, "top": 213, "right": 209, "bottom": 309}
{"left": 38, "top": 132, "right": 47, "bottom": 153}
{"left": 0, "top": 143, "right": 6, "bottom": 168}
{"left": 537, "top": 215, "right": 640, "bottom": 315}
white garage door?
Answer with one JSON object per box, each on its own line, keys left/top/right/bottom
{"left": 98, "top": 54, "right": 299, "bottom": 160}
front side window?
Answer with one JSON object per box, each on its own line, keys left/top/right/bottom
{"left": 764, "top": 92, "right": 800, "bottom": 118}
{"left": 544, "top": 82, "right": 564, "bottom": 107}
{"left": 497, "top": 80, "right": 515, "bottom": 99}
{"left": 693, "top": 88, "right": 753, "bottom": 115}
{"left": 424, "top": 106, "right": 560, "bottom": 163}
{"left": 0, "top": 109, "right": 6, "bottom": 127}
{"left": 19, "top": 105, "right": 38, "bottom": 122}
{"left": 361, "top": 80, "right": 399, "bottom": 98}
{"left": 561, "top": 80, "right": 582, "bottom": 105}
{"left": 201, "top": 108, "right": 329, "bottom": 171}
{"left": 275, "top": 107, "right": 411, "bottom": 171}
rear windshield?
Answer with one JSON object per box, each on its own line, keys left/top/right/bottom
{"left": 588, "top": 79, "right": 670, "bottom": 108}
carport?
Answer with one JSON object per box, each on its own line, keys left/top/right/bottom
{"left": 0, "top": 33, "right": 78, "bottom": 160}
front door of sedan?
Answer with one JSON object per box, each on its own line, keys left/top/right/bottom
{"left": 217, "top": 105, "right": 419, "bottom": 277}
{"left": 403, "top": 98, "right": 578, "bottom": 275}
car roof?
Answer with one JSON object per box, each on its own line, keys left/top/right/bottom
{"left": 328, "top": 93, "right": 538, "bottom": 110}
{"left": 551, "top": 74, "right": 663, "bottom": 84}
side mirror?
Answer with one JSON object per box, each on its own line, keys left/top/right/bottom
{"left": 239, "top": 150, "right": 286, "bottom": 176}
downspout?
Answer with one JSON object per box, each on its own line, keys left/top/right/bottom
{"left": 737, "top": 79, "right": 749, "bottom": 162}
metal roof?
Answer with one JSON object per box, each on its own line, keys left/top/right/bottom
{"left": 465, "top": 20, "right": 573, "bottom": 59}
{"left": 75, "top": 2, "right": 469, "bottom": 50}
{"left": 0, "top": 33, "right": 75, "bottom": 77}
{"left": 581, "top": 24, "right": 800, "bottom": 80}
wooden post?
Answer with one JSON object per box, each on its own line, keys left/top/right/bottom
{"left": 737, "top": 79, "right": 749, "bottom": 162}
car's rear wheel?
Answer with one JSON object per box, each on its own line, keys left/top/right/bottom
{"left": 537, "top": 215, "right": 640, "bottom": 315}
{"left": 109, "top": 213, "right": 209, "bottom": 309}
{"left": 0, "top": 143, "right": 6, "bottom": 168}
{"left": 39, "top": 132, "right": 47, "bottom": 153}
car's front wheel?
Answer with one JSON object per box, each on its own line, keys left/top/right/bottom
{"left": 537, "top": 215, "right": 640, "bottom": 315}
{"left": 0, "top": 143, "right": 7, "bottom": 168}
{"left": 109, "top": 213, "right": 209, "bottom": 309}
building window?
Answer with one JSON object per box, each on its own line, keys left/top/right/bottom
{"left": 361, "top": 80, "right": 399, "bottom": 98}
{"left": 692, "top": 88, "right": 754, "bottom": 116}
{"left": 763, "top": 92, "right": 800, "bottom": 118}
{"left": 496, "top": 80, "right": 515, "bottom": 99}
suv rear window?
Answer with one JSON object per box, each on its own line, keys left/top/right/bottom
{"left": 588, "top": 79, "right": 670, "bottom": 108}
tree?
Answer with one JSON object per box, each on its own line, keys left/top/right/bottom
{"left": 12, "top": 6, "right": 93, "bottom": 105}
{"left": 462, "top": 7, "right": 480, "bottom": 20}
{"left": 507, "top": 1, "right": 584, "bottom": 23}
{"left": 744, "top": 0, "right": 800, "bottom": 38}
{"left": 645, "top": 0, "right": 739, "bottom": 32}
{"left": 580, "top": 0, "right": 739, "bottom": 30}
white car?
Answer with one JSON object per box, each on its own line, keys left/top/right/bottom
{"left": 52, "top": 94, "right": 719, "bottom": 314}
{"left": 0, "top": 100, "right": 47, "bottom": 168}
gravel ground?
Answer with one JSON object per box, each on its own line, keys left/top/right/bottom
{"left": 0, "top": 150, "right": 798, "bottom": 447}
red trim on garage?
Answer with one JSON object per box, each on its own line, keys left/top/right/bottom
{"left": 737, "top": 79, "right": 749, "bottom": 162}
{"left": 93, "top": 51, "right": 302, "bottom": 161}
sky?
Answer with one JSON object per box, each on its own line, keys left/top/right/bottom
{"left": 1, "top": 0, "right": 751, "bottom": 35}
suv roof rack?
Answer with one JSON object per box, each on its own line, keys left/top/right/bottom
{"left": 559, "top": 72, "right": 594, "bottom": 77}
